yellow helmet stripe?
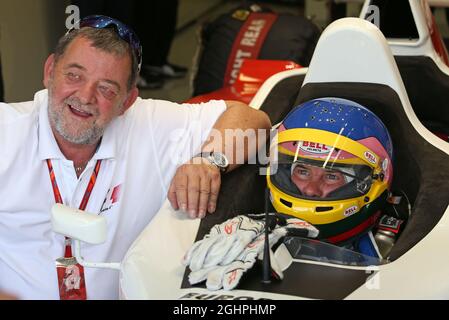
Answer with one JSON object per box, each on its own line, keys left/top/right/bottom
{"left": 277, "top": 128, "right": 381, "bottom": 168}
{"left": 277, "top": 145, "right": 368, "bottom": 166}
{"left": 266, "top": 167, "right": 388, "bottom": 224}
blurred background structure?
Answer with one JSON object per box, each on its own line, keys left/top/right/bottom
{"left": 0, "top": 0, "right": 448, "bottom": 103}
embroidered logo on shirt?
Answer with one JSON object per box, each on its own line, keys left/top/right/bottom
{"left": 100, "top": 184, "right": 122, "bottom": 214}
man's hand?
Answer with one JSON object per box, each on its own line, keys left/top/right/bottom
{"left": 168, "top": 157, "right": 221, "bottom": 219}
{"left": 0, "top": 291, "right": 17, "bottom": 300}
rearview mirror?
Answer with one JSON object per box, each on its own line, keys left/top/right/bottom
{"left": 51, "top": 203, "right": 107, "bottom": 244}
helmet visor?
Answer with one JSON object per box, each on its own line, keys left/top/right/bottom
{"left": 270, "top": 140, "right": 374, "bottom": 201}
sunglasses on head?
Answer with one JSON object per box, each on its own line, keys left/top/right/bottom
{"left": 67, "top": 15, "right": 142, "bottom": 72}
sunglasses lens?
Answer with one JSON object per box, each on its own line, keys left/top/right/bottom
{"left": 76, "top": 15, "right": 142, "bottom": 70}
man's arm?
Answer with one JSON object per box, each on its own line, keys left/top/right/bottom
{"left": 0, "top": 291, "right": 17, "bottom": 300}
{"left": 168, "top": 100, "right": 271, "bottom": 219}
{"left": 200, "top": 100, "right": 272, "bottom": 171}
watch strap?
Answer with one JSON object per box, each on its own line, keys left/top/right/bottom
{"left": 193, "top": 152, "right": 228, "bottom": 173}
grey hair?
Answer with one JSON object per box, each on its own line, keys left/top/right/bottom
{"left": 54, "top": 27, "right": 139, "bottom": 91}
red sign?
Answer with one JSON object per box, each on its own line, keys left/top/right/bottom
{"left": 223, "top": 13, "right": 278, "bottom": 86}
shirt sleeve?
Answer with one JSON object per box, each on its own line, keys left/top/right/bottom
{"left": 131, "top": 97, "right": 227, "bottom": 170}
{"left": 0, "top": 101, "right": 34, "bottom": 123}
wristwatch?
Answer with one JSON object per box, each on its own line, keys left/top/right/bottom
{"left": 194, "top": 151, "right": 230, "bottom": 173}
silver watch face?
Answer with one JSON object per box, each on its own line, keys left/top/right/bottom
{"left": 210, "top": 152, "right": 229, "bottom": 168}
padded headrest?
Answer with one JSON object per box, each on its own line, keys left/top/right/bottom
{"left": 301, "top": 17, "right": 448, "bottom": 152}
{"left": 303, "top": 18, "right": 408, "bottom": 103}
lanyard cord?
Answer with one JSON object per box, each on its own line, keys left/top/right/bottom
{"left": 46, "top": 159, "right": 102, "bottom": 256}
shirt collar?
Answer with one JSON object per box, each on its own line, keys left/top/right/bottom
{"left": 37, "top": 89, "right": 117, "bottom": 161}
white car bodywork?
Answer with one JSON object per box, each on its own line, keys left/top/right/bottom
{"left": 361, "top": 0, "right": 449, "bottom": 69}
{"left": 118, "top": 15, "right": 449, "bottom": 299}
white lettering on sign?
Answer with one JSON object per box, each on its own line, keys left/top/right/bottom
{"left": 300, "top": 141, "right": 331, "bottom": 154}
{"left": 227, "top": 16, "right": 272, "bottom": 85}
{"left": 240, "top": 19, "right": 266, "bottom": 47}
{"left": 230, "top": 50, "right": 252, "bottom": 84}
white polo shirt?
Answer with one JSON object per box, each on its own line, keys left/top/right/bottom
{"left": 0, "top": 89, "right": 226, "bottom": 299}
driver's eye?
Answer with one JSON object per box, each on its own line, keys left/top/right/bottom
{"left": 324, "top": 173, "right": 341, "bottom": 183}
{"left": 295, "top": 167, "right": 311, "bottom": 179}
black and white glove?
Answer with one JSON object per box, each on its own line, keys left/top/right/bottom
{"left": 183, "top": 215, "right": 319, "bottom": 291}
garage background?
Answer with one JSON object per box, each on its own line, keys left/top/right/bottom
{"left": 0, "top": 0, "right": 448, "bottom": 103}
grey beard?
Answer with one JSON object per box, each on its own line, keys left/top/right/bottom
{"left": 51, "top": 110, "right": 104, "bottom": 145}
{"left": 47, "top": 92, "right": 104, "bottom": 146}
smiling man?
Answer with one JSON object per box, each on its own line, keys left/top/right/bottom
{"left": 0, "top": 16, "right": 271, "bottom": 300}
{"left": 45, "top": 35, "right": 139, "bottom": 173}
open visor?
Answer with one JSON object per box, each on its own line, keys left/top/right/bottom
{"left": 269, "top": 138, "right": 375, "bottom": 201}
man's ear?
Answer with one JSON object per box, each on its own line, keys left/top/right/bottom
{"left": 120, "top": 87, "right": 139, "bottom": 115}
{"left": 43, "top": 54, "right": 56, "bottom": 88}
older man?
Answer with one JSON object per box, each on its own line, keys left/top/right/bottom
{"left": 0, "top": 16, "right": 270, "bottom": 299}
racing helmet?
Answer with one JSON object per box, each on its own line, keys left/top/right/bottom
{"left": 267, "top": 98, "right": 393, "bottom": 244}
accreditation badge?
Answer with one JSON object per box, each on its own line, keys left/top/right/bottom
{"left": 56, "top": 257, "right": 87, "bottom": 300}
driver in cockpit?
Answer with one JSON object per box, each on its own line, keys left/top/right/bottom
{"left": 183, "top": 97, "right": 406, "bottom": 291}
{"left": 267, "top": 97, "right": 402, "bottom": 259}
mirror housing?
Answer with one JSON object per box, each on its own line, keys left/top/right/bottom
{"left": 51, "top": 204, "right": 107, "bottom": 244}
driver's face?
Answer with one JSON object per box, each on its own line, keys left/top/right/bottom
{"left": 291, "top": 164, "right": 347, "bottom": 198}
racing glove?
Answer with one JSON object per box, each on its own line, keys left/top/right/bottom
{"left": 182, "top": 215, "right": 265, "bottom": 271}
{"left": 186, "top": 217, "right": 319, "bottom": 291}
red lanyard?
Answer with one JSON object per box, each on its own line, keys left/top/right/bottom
{"left": 47, "top": 159, "right": 101, "bottom": 257}
{"left": 47, "top": 159, "right": 101, "bottom": 300}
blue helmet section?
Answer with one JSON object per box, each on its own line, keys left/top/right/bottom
{"left": 283, "top": 98, "right": 393, "bottom": 159}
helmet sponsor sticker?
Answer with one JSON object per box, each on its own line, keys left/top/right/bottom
{"left": 382, "top": 158, "right": 389, "bottom": 172}
{"left": 364, "top": 151, "right": 377, "bottom": 164}
{"left": 344, "top": 205, "right": 358, "bottom": 217}
{"left": 299, "top": 141, "right": 331, "bottom": 154}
